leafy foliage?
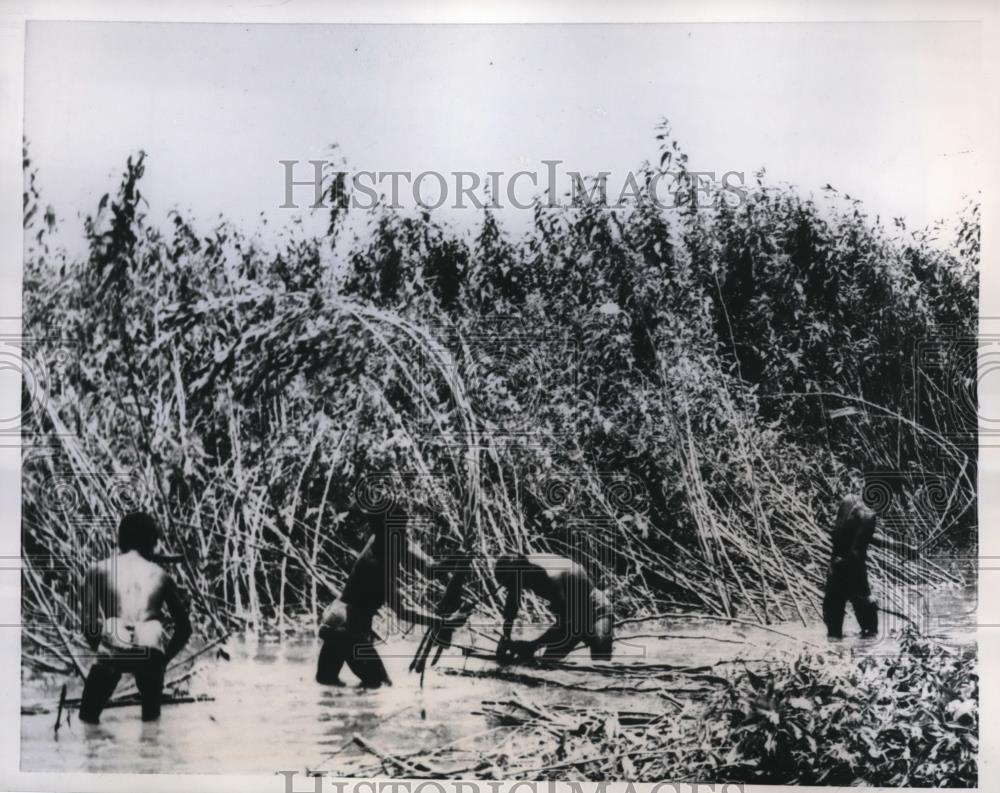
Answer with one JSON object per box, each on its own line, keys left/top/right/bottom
{"left": 408, "top": 633, "right": 977, "bottom": 786}
{"left": 684, "top": 631, "right": 978, "bottom": 786}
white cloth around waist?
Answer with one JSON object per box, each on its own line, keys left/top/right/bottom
{"left": 99, "top": 617, "right": 167, "bottom": 655}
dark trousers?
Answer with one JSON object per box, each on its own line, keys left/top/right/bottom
{"left": 823, "top": 558, "right": 878, "bottom": 638}
{"left": 79, "top": 649, "right": 166, "bottom": 723}
{"left": 316, "top": 600, "right": 392, "bottom": 687}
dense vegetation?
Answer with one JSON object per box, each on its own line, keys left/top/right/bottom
{"left": 21, "top": 127, "right": 977, "bottom": 673}
{"left": 692, "top": 631, "right": 978, "bottom": 786}
{"left": 447, "top": 632, "right": 977, "bottom": 786}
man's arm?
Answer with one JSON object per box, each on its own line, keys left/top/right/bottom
{"left": 850, "top": 514, "right": 877, "bottom": 559}
{"left": 869, "top": 533, "right": 920, "bottom": 555}
{"left": 81, "top": 566, "right": 102, "bottom": 652}
{"left": 392, "top": 600, "right": 442, "bottom": 628}
{"left": 524, "top": 577, "right": 571, "bottom": 658}
{"left": 404, "top": 538, "right": 467, "bottom": 584}
{"left": 162, "top": 576, "right": 193, "bottom": 664}
{"left": 403, "top": 538, "right": 442, "bottom": 579}
{"left": 500, "top": 579, "right": 520, "bottom": 645}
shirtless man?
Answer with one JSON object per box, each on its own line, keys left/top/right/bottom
{"left": 79, "top": 511, "right": 192, "bottom": 723}
{"left": 316, "top": 511, "right": 458, "bottom": 688}
{"left": 494, "top": 553, "right": 613, "bottom": 664}
{"left": 823, "top": 494, "right": 879, "bottom": 639}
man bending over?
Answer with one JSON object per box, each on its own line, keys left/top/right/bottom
{"left": 494, "top": 553, "right": 612, "bottom": 664}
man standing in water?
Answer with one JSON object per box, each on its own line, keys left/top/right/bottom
{"left": 823, "top": 494, "right": 879, "bottom": 639}
{"left": 316, "top": 511, "right": 460, "bottom": 688}
{"left": 494, "top": 553, "right": 613, "bottom": 664}
{"left": 79, "top": 511, "right": 193, "bottom": 723}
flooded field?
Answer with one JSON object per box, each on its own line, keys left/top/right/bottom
{"left": 21, "top": 579, "right": 976, "bottom": 775}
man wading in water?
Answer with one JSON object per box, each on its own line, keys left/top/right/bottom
{"left": 79, "top": 511, "right": 193, "bottom": 723}
{"left": 823, "top": 494, "right": 879, "bottom": 639}
{"left": 494, "top": 553, "right": 613, "bottom": 664}
{"left": 316, "top": 511, "right": 462, "bottom": 688}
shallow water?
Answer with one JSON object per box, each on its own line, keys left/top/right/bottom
{"left": 21, "top": 580, "right": 976, "bottom": 775}
{"left": 22, "top": 633, "right": 613, "bottom": 775}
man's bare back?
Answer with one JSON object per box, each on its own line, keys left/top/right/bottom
{"left": 79, "top": 511, "right": 191, "bottom": 723}
{"left": 495, "top": 553, "right": 612, "bottom": 663}
{"left": 84, "top": 551, "right": 185, "bottom": 655}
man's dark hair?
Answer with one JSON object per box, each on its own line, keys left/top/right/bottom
{"left": 118, "top": 511, "right": 159, "bottom": 555}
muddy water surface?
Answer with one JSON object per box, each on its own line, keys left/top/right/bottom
{"left": 21, "top": 580, "right": 976, "bottom": 774}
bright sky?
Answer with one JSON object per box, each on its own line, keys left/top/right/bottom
{"left": 24, "top": 21, "right": 982, "bottom": 247}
